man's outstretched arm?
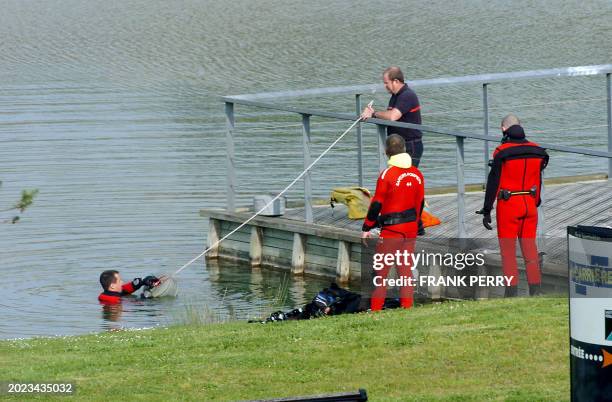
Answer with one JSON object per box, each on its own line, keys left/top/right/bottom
{"left": 361, "top": 104, "right": 402, "bottom": 121}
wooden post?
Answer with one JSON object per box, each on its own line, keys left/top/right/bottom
{"left": 291, "top": 233, "right": 306, "bottom": 274}
{"left": 474, "top": 264, "right": 489, "bottom": 300}
{"left": 428, "top": 264, "right": 442, "bottom": 301}
{"left": 249, "top": 226, "right": 263, "bottom": 267}
{"left": 336, "top": 240, "right": 351, "bottom": 283}
{"left": 206, "top": 218, "right": 220, "bottom": 259}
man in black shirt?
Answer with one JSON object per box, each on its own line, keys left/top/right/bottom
{"left": 361, "top": 66, "right": 423, "bottom": 167}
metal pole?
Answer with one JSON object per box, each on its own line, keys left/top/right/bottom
{"left": 302, "top": 114, "right": 313, "bottom": 223}
{"left": 456, "top": 136, "right": 467, "bottom": 238}
{"left": 537, "top": 169, "right": 546, "bottom": 252}
{"left": 356, "top": 94, "right": 364, "bottom": 186}
{"left": 225, "top": 102, "right": 236, "bottom": 212}
{"left": 482, "top": 83, "right": 490, "bottom": 185}
{"left": 607, "top": 73, "right": 612, "bottom": 179}
{"left": 377, "top": 124, "right": 387, "bottom": 172}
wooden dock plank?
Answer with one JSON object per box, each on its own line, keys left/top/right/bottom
{"left": 306, "top": 236, "right": 339, "bottom": 249}
{"left": 262, "top": 233, "right": 294, "bottom": 251}
{"left": 218, "top": 238, "right": 250, "bottom": 252}
{"left": 306, "top": 242, "right": 340, "bottom": 259}
{"left": 218, "top": 229, "right": 251, "bottom": 243}
{"left": 262, "top": 227, "right": 297, "bottom": 242}
{"left": 261, "top": 246, "right": 294, "bottom": 261}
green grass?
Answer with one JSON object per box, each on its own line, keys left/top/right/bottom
{"left": 0, "top": 297, "right": 569, "bottom": 401}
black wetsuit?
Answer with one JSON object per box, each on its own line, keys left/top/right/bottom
{"left": 254, "top": 284, "right": 365, "bottom": 323}
{"left": 387, "top": 84, "right": 423, "bottom": 167}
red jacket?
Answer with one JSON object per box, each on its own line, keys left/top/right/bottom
{"left": 98, "top": 281, "right": 138, "bottom": 304}
{"left": 483, "top": 137, "right": 548, "bottom": 213}
{"left": 363, "top": 153, "right": 425, "bottom": 236}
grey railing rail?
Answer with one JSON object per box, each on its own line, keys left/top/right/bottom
{"left": 229, "top": 64, "right": 612, "bottom": 101}
{"left": 223, "top": 64, "right": 612, "bottom": 237}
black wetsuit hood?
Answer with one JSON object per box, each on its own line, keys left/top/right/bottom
{"left": 502, "top": 125, "right": 527, "bottom": 143}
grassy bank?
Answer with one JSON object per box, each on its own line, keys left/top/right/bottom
{"left": 0, "top": 297, "right": 569, "bottom": 401}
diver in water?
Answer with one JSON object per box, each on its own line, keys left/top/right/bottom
{"left": 98, "top": 270, "right": 159, "bottom": 304}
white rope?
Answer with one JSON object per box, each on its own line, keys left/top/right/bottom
{"left": 172, "top": 101, "right": 372, "bottom": 277}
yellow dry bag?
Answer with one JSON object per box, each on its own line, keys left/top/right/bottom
{"left": 330, "top": 187, "right": 371, "bottom": 220}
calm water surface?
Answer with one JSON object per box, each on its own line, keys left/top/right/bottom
{"left": 1, "top": 0, "right": 611, "bottom": 338}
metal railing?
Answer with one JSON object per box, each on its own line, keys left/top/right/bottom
{"left": 222, "top": 64, "right": 612, "bottom": 237}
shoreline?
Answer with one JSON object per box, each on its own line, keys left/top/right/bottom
{"left": 0, "top": 297, "right": 569, "bottom": 401}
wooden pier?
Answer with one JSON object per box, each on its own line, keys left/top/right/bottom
{"left": 211, "top": 65, "right": 612, "bottom": 300}
{"left": 201, "top": 176, "right": 611, "bottom": 298}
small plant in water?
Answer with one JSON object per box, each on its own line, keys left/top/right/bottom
{"left": 253, "top": 273, "right": 292, "bottom": 322}
{"left": 0, "top": 184, "right": 38, "bottom": 223}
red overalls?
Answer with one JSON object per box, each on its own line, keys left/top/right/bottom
{"left": 483, "top": 137, "right": 548, "bottom": 287}
{"left": 98, "top": 281, "right": 138, "bottom": 304}
{"left": 363, "top": 156, "right": 425, "bottom": 310}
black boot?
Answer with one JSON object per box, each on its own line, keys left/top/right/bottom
{"left": 417, "top": 220, "right": 425, "bottom": 236}
{"left": 529, "top": 283, "right": 542, "bottom": 296}
{"left": 504, "top": 286, "right": 518, "bottom": 298}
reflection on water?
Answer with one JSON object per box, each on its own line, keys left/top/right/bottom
{"left": 101, "top": 304, "right": 123, "bottom": 323}
{"left": 93, "top": 260, "right": 333, "bottom": 336}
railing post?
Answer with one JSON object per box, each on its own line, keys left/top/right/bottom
{"left": 482, "top": 83, "right": 490, "bottom": 185}
{"left": 607, "top": 73, "right": 612, "bottom": 179}
{"left": 302, "top": 113, "right": 313, "bottom": 223}
{"left": 456, "top": 136, "right": 467, "bottom": 238}
{"left": 537, "top": 170, "right": 546, "bottom": 254}
{"left": 377, "top": 124, "right": 387, "bottom": 172}
{"left": 225, "top": 102, "right": 236, "bottom": 212}
{"left": 355, "top": 94, "right": 364, "bottom": 187}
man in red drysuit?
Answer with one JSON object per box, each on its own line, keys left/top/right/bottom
{"left": 477, "top": 114, "right": 549, "bottom": 296}
{"left": 362, "top": 134, "right": 425, "bottom": 310}
{"left": 98, "top": 270, "right": 159, "bottom": 304}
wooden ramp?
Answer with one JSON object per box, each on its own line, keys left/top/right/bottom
{"left": 200, "top": 179, "right": 611, "bottom": 297}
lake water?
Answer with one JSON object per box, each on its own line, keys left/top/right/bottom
{"left": 1, "top": 0, "right": 610, "bottom": 338}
